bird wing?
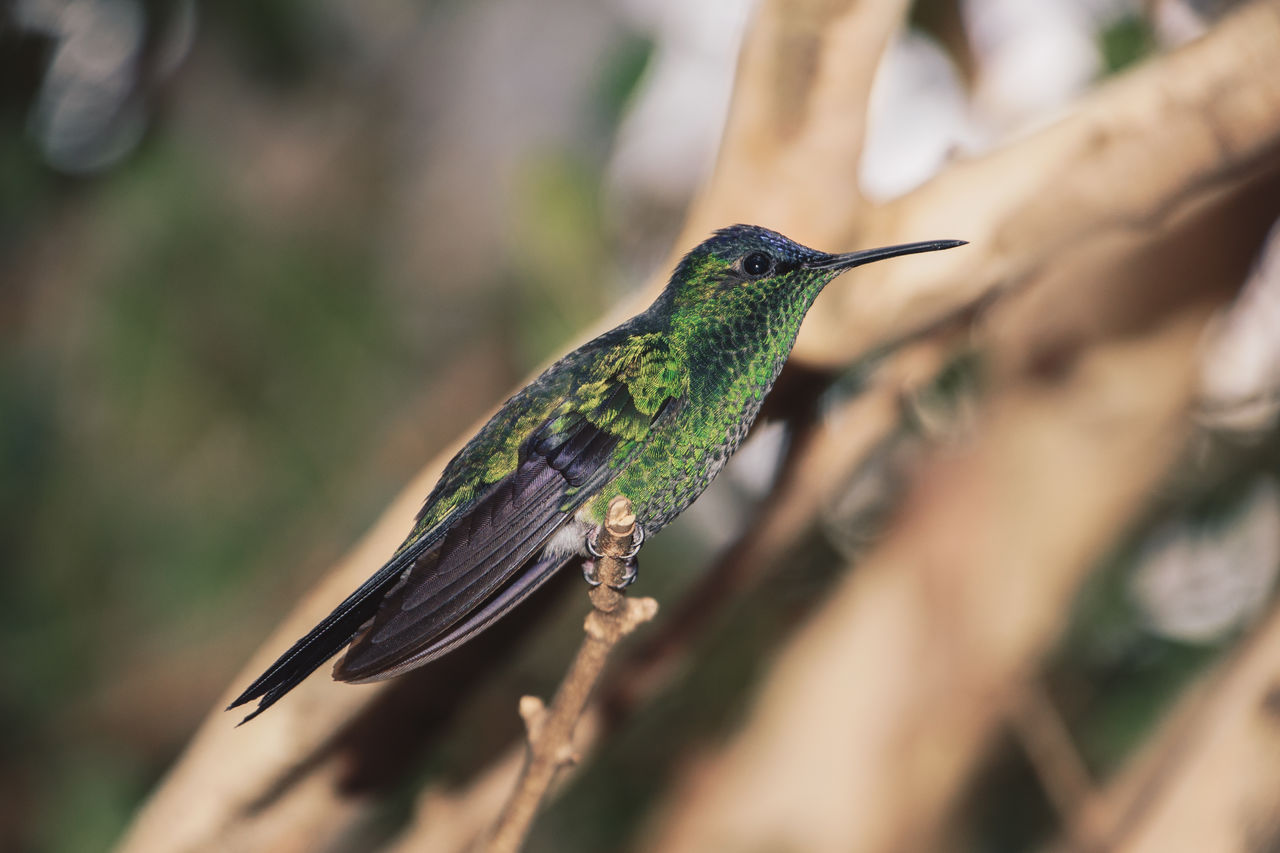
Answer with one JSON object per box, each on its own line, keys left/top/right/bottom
{"left": 228, "top": 332, "right": 685, "bottom": 720}
{"left": 332, "top": 332, "right": 687, "bottom": 683}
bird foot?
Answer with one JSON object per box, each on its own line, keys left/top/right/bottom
{"left": 582, "top": 520, "right": 643, "bottom": 589}
{"left": 585, "top": 521, "right": 644, "bottom": 561}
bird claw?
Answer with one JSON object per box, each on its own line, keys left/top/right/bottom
{"left": 585, "top": 521, "right": 645, "bottom": 560}
{"left": 581, "top": 555, "right": 639, "bottom": 589}
{"left": 614, "top": 554, "right": 639, "bottom": 588}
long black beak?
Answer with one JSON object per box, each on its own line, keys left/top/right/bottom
{"left": 809, "top": 239, "right": 967, "bottom": 272}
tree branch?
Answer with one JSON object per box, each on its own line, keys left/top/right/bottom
{"left": 794, "top": 0, "right": 1280, "bottom": 366}
{"left": 485, "top": 496, "right": 657, "bottom": 853}
{"left": 681, "top": 0, "right": 912, "bottom": 246}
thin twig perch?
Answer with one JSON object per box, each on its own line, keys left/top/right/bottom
{"left": 485, "top": 496, "right": 658, "bottom": 853}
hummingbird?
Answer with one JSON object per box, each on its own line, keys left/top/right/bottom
{"left": 229, "top": 225, "right": 964, "bottom": 721}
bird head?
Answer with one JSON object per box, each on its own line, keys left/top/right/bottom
{"left": 661, "top": 224, "right": 964, "bottom": 324}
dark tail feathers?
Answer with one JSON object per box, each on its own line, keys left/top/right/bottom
{"left": 226, "top": 547, "right": 420, "bottom": 724}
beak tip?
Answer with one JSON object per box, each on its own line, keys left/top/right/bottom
{"left": 817, "top": 238, "right": 969, "bottom": 271}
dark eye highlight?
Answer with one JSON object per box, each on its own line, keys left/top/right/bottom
{"left": 742, "top": 251, "right": 773, "bottom": 276}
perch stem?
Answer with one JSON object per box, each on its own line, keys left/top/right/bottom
{"left": 485, "top": 496, "right": 658, "bottom": 853}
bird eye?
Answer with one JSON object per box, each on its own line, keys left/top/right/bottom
{"left": 742, "top": 251, "right": 773, "bottom": 276}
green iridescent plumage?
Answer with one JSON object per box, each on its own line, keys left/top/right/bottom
{"left": 229, "top": 224, "right": 964, "bottom": 721}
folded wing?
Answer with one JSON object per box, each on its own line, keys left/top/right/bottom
{"left": 332, "top": 413, "right": 621, "bottom": 682}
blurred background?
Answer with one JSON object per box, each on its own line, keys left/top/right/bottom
{"left": 3, "top": 1, "right": 1279, "bottom": 851}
